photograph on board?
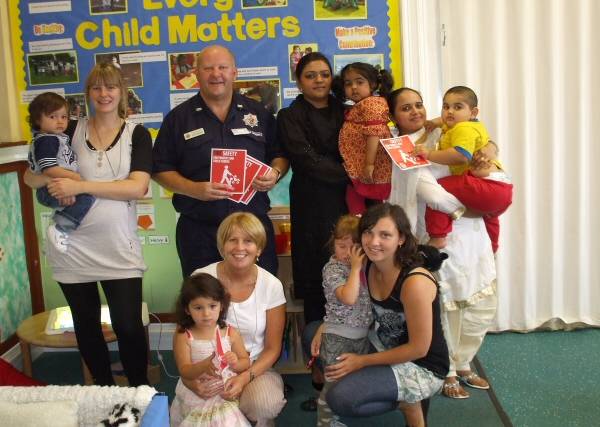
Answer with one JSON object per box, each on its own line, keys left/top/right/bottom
{"left": 65, "top": 93, "right": 87, "bottom": 119}
{"left": 127, "top": 89, "right": 143, "bottom": 116}
{"left": 288, "top": 43, "right": 319, "bottom": 82}
{"left": 314, "top": 0, "right": 367, "bottom": 20}
{"left": 90, "top": 0, "right": 128, "bottom": 14}
{"left": 333, "top": 53, "right": 384, "bottom": 75}
{"left": 27, "top": 51, "right": 79, "bottom": 86}
{"left": 169, "top": 52, "right": 200, "bottom": 90}
{"left": 242, "top": 0, "right": 288, "bottom": 8}
{"left": 95, "top": 51, "right": 143, "bottom": 88}
{"left": 235, "top": 79, "right": 281, "bottom": 115}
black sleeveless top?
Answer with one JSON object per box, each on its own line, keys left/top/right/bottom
{"left": 367, "top": 262, "right": 449, "bottom": 378}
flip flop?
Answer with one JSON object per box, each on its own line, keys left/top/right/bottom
{"left": 459, "top": 372, "right": 490, "bottom": 390}
{"left": 442, "top": 381, "right": 470, "bottom": 399}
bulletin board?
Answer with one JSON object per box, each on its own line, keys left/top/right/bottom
{"left": 9, "top": 0, "right": 402, "bottom": 312}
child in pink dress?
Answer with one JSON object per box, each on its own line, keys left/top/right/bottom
{"left": 335, "top": 62, "right": 394, "bottom": 214}
{"left": 170, "top": 274, "right": 251, "bottom": 427}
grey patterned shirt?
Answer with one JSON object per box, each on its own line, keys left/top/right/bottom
{"left": 323, "top": 256, "right": 373, "bottom": 331}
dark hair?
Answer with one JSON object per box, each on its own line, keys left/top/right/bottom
{"left": 359, "top": 202, "right": 421, "bottom": 269}
{"left": 444, "top": 85, "right": 478, "bottom": 108}
{"left": 175, "top": 273, "right": 230, "bottom": 332}
{"left": 333, "top": 62, "right": 394, "bottom": 101}
{"left": 387, "top": 87, "right": 423, "bottom": 115}
{"left": 28, "top": 92, "right": 68, "bottom": 131}
{"left": 295, "top": 51, "right": 333, "bottom": 80}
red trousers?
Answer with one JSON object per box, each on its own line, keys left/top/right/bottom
{"left": 425, "top": 171, "right": 513, "bottom": 252}
{"left": 346, "top": 180, "right": 391, "bottom": 215}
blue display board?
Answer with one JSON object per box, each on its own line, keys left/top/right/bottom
{"left": 14, "top": 0, "right": 400, "bottom": 130}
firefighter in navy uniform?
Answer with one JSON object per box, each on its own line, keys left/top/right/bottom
{"left": 153, "top": 45, "right": 288, "bottom": 277}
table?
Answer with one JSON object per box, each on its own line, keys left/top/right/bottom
{"left": 16, "top": 310, "right": 117, "bottom": 384}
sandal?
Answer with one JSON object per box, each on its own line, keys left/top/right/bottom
{"left": 442, "top": 380, "right": 470, "bottom": 399}
{"left": 459, "top": 372, "right": 490, "bottom": 390}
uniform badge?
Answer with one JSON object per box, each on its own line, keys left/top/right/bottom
{"left": 243, "top": 113, "right": 259, "bottom": 128}
{"left": 184, "top": 128, "right": 205, "bottom": 140}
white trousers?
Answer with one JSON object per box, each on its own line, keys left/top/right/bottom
{"left": 441, "top": 292, "right": 498, "bottom": 377}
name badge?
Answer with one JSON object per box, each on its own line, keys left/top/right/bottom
{"left": 184, "top": 128, "right": 205, "bottom": 140}
{"left": 231, "top": 128, "right": 251, "bottom": 135}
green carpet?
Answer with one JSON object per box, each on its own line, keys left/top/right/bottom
{"left": 29, "top": 329, "right": 600, "bottom": 425}
{"left": 30, "top": 350, "right": 506, "bottom": 426}
{"left": 478, "top": 329, "right": 600, "bottom": 427}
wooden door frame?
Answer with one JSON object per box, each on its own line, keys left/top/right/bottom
{"left": 0, "top": 158, "right": 44, "bottom": 354}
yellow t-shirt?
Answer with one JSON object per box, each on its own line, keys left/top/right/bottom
{"left": 439, "top": 121, "right": 489, "bottom": 175}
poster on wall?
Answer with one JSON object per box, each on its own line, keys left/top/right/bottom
{"left": 11, "top": 0, "right": 402, "bottom": 207}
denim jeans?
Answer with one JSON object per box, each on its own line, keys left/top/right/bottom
{"left": 37, "top": 186, "right": 95, "bottom": 232}
{"left": 326, "top": 365, "right": 399, "bottom": 417}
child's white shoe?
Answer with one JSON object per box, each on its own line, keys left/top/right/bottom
{"left": 47, "top": 224, "right": 69, "bottom": 253}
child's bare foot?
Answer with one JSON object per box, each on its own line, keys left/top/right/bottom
{"left": 428, "top": 237, "right": 447, "bottom": 249}
{"left": 442, "top": 377, "right": 469, "bottom": 399}
{"left": 457, "top": 370, "right": 490, "bottom": 389}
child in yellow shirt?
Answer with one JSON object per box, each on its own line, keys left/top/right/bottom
{"left": 413, "top": 86, "right": 513, "bottom": 252}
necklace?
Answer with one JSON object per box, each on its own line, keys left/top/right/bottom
{"left": 90, "top": 118, "right": 123, "bottom": 177}
{"left": 220, "top": 264, "right": 259, "bottom": 358}
{"left": 230, "top": 298, "right": 258, "bottom": 358}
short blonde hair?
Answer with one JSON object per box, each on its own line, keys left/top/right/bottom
{"left": 85, "top": 62, "right": 128, "bottom": 118}
{"left": 216, "top": 212, "right": 267, "bottom": 257}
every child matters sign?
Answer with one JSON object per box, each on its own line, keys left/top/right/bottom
{"left": 11, "top": 0, "right": 401, "bottom": 138}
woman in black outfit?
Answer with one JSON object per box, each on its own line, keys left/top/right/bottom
{"left": 276, "top": 52, "right": 348, "bottom": 408}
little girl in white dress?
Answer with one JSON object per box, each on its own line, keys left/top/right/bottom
{"left": 170, "top": 273, "right": 251, "bottom": 427}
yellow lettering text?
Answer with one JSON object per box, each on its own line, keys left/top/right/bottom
{"left": 246, "top": 18, "right": 266, "bottom": 40}
{"left": 143, "top": 0, "right": 233, "bottom": 10}
{"left": 266, "top": 16, "right": 280, "bottom": 38}
{"left": 214, "top": 0, "right": 233, "bottom": 12}
{"left": 143, "top": 0, "right": 162, "bottom": 10}
{"left": 141, "top": 16, "right": 161, "bottom": 45}
{"left": 75, "top": 21, "right": 100, "bottom": 50}
{"left": 231, "top": 12, "right": 246, "bottom": 40}
{"left": 123, "top": 22, "right": 131, "bottom": 45}
{"left": 198, "top": 22, "right": 218, "bottom": 42}
{"left": 217, "top": 13, "right": 233, "bottom": 41}
{"left": 102, "top": 19, "right": 123, "bottom": 47}
{"left": 168, "top": 15, "right": 198, "bottom": 43}
{"left": 282, "top": 16, "right": 301, "bottom": 38}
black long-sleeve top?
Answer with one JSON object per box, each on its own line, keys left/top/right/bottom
{"left": 277, "top": 94, "right": 348, "bottom": 185}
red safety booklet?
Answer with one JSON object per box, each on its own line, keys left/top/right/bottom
{"left": 380, "top": 135, "right": 430, "bottom": 170}
{"left": 210, "top": 148, "right": 247, "bottom": 194}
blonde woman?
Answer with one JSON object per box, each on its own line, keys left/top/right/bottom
{"left": 190, "top": 212, "right": 287, "bottom": 426}
{"left": 24, "top": 63, "right": 152, "bottom": 386}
